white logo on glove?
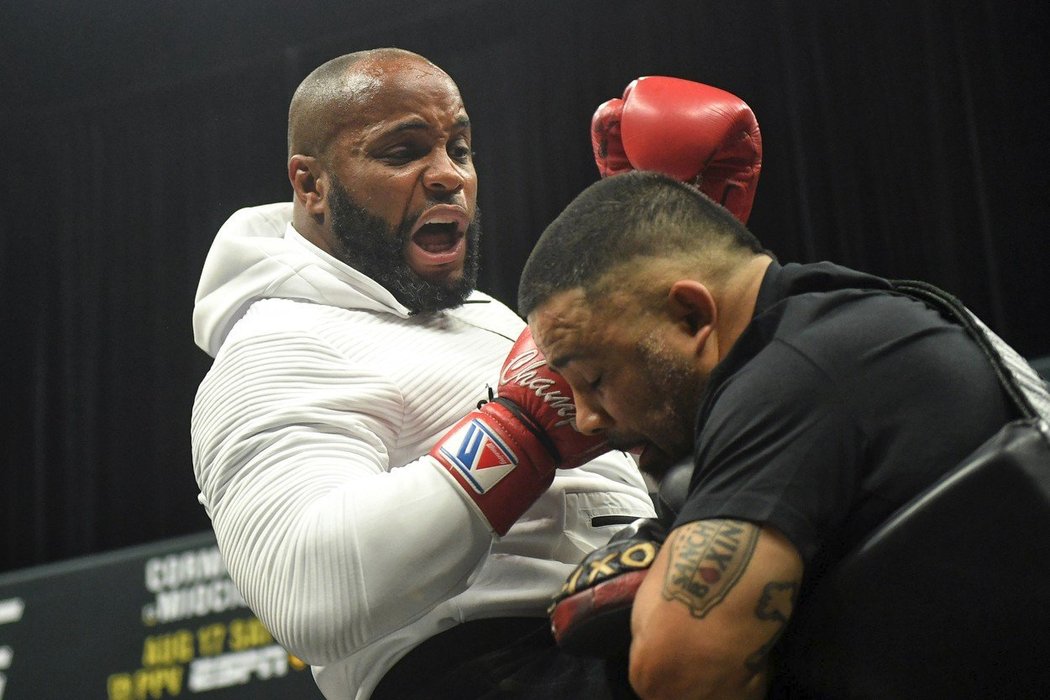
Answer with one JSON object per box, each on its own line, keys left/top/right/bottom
{"left": 500, "top": 349, "right": 577, "bottom": 427}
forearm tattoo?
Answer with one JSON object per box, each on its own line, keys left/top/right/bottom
{"left": 745, "top": 580, "right": 798, "bottom": 672}
{"left": 662, "top": 520, "right": 759, "bottom": 618}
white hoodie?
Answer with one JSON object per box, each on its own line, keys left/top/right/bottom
{"left": 190, "top": 203, "right": 654, "bottom": 699}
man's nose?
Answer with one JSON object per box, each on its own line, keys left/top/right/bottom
{"left": 573, "top": 392, "right": 611, "bottom": 436}
{"left": 422, "top": 149, "right": 466, "bottom": 194}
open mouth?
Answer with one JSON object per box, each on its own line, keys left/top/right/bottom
{"left": 409, "top": 208, "right": 469, "bottom": 268}
{"left": 636, "top": 442, "right": 672, "bottom": 476}
{"left": 414, "top": 221, "right": 462, "bottom": 254}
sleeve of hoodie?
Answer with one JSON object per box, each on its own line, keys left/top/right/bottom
{"left": 191, "top": 320, "right": 495, "bottom": 666}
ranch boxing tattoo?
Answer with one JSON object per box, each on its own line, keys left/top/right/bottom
{"left": 662, "top": 519, "right": 759, "bottom": 617}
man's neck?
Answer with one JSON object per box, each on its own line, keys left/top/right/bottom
{"left": 292, "top": 206, "right": 336, "bottom": 256}
{"left": 715, "top": 254, "right": 774, "bottom": 362}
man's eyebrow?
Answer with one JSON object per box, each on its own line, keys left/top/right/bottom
{"left": 388, "top": 119, "right": 429, "bottom": 134}
{"left": 388, "top": 115, "right": 471, "bottom": 134}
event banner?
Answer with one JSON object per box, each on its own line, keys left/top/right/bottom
{"left": 0, "top": 532, "right": 324, "bottom": 699}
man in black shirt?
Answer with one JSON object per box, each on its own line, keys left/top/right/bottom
{"left": 518, "top": 171, "right": 1014, "bottom": 699}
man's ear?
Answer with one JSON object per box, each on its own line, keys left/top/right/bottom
{"left": 666, "top": 280, "right": 717, "bottom": 355}
{"left": 288, "top": 155, "right": 327, "bottom": 216}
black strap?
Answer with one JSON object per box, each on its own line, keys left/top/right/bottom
{"left": 491, "top": 396, "right": 561, "bottom": 462}
{"left": 891, "top": 279, "right": 1042, "bottom": 420}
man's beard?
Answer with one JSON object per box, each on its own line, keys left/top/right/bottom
{"left": 629, "top": 331, "right": 705, "bottom": 477}
{"left": 327, "top": 179, "right": 482, "bottom": 314}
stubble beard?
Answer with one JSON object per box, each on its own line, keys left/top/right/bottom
{"left": 326, "top": 177, "right": 482, "bottom": 314}
{"left": 632, "top": 331, "right": 705, "bottom": 476}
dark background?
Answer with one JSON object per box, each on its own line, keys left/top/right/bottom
{"left": 2, "top": 0, "right": 1047, "bottom": 574}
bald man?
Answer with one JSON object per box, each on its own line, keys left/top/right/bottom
{"left": 520, "top": 171, "right": 1016, "bottom": 698}
{"left": 191, "top": 49, "right": 655, "bottom": 699}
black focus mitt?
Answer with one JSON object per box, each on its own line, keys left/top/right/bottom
{"left": 548, "top": 517, "right": 667, "bottom": 658}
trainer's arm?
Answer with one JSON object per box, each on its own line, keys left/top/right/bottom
{"left": 193, "top": 325, "right": 652, "bottom": 667}
{"left": 629, "top": 519, "right": 803, "bottom": 700}
{"left": 191, "top": 330, "right": 493, "bottom": 665}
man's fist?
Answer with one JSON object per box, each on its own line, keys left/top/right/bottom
{"left": 430, "top": 327, "right": 608, "bottom": 535}
{"left": 591, "top": 76, "right": 762, "bottom": 224}
{"left": 549, "top": 518, "right": 668, "bottom": 658}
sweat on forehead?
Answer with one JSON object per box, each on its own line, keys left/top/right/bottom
{"left": 286, "top": 48, "right": 450, "bottom": 157}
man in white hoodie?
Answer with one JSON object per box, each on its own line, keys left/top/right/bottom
{"left": 190, "top": 48, "right": 657, "bottom": 699}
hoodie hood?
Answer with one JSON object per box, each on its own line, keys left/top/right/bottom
{"left": 193, "top": 202, "right": 418, "bottom": 357}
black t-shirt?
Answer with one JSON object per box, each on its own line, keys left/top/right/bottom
{"left": 673, "top": 261, "right": 1014, "bottom": 575}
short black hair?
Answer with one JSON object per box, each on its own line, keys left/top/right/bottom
{"left": 518, "top": 171, "right": 767, "bottom": 317}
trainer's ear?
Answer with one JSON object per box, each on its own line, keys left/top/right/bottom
{"left": 666, "top": 280, "right": 716, "bottom": 356}
{"left": 288, "top": 154, "right": 328, "bottom": 216}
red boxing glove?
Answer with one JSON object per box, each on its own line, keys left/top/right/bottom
{"left": 430, "top": 327, "right": 608, "bottom": 535}
{"left": 591, "top": 98, "right": 632, "bottom": 178}
{"left": 591, "top": 76, "right": 762, "bottom": 224}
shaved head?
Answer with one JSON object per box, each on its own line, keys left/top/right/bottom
{"left": 287, "top": 48, "right": 446, "bottom": 160}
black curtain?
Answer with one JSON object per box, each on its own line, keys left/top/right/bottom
{"left": 2, "top": 0, "right": 1047, "bottom": 573}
